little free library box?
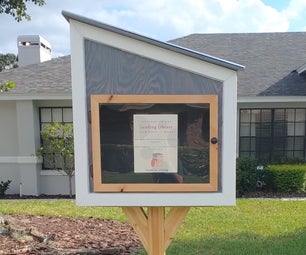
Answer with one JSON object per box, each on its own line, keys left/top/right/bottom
{"left": 64, "top": 11, "right": 244, "bottom": 207}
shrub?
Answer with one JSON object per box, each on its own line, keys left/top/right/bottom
{"left": 0, "top": 180, "right": 12, "bottom": 196}
{"left": 38, "top": 122, "right": 74, "bottom": 197}
{"left": 236, "top": 157, "right": 258, "bottom": 196}
{"left": 265, "top": 164, "right": 306, "bottom": 192}
{"left": 272, "top": 156, "right": 305, "bottom": 165}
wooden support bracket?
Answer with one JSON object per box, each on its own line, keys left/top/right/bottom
{"left": 122, "top": 206, "right": 190, "bottom": 255}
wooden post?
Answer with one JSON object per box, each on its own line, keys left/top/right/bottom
{"left": 148, "top": 207, "right": 165, "bottom": 254}
{"left": 122, "top": 206, "right": 190, "bottom": 255}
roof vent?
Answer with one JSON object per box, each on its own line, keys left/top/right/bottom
{"left": 17, "top": 35, "right": 51, "bottom": 67}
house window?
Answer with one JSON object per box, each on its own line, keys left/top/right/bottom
{"left": 39, "top": 107, "right": 73, "bottom": 169}
{"left": 239, "top": 108, "right": 306, "bottom": 163}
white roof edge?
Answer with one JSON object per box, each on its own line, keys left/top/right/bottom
{"left": 62, "top": 10, "right": 245, "bottom": 71}
{"left": 296, "top": 62, "right": 306, "bottom": 74}
{"left": 238, "top": 96, "right": 306, "bottom": 103}
{"left": 0, "top": 93, "right": 72, "bottom": 101}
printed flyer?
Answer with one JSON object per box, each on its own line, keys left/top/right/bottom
{"left": 133, "top": 114, "right": 178, "bottom": 173}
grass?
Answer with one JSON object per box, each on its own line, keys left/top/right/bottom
{"left": 0, "top": 200, "right": 126, "bottom": 221}
{"left": 0, "top": 199, "right": 305, "bottom": 254}
{"left": 164, "top": 200, "right": 306, "bottom": 255}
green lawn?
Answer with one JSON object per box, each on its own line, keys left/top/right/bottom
{"left": 165, "top": 200, "right": 306, "bottom": 255}
{"left": 0, "top": 199, "right": 305, "bottom": 255}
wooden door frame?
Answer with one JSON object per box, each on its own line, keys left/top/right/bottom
{"left": 91, "top": 94, "right": 219, "bottom": 192}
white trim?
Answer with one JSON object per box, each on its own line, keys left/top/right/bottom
{"left": 238, "top": 96, "right": 306, "bottom": 103}
{"left": 70, "top": 19, "right": 91, "bottom": 199}
{"left": 71, "top": 19, "right": 235, "bottom": 82}
{"left": 221, "top": 74, "right": 237, "bottom": 203}
{"left": 40, "top": 170, "right": 67, "bottom": 176}
{"left": 0, "top": 156, "right": 42, "bottom": 164}
{"left": 0, "top": 94, "right": 72, "bottom": 101}
{"left": 297, "top": 63, "right": 306, "bottom": 74}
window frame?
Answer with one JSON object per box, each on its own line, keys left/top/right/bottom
{"left": 239, "top": 108, "right": 306, "bottom": 163}
{"left": 39, "top": 107, "right": 73, "bottom": 170}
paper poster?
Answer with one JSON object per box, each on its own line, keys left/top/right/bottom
{"left": 133, "top": 114, "right": 178, "bottom": 173}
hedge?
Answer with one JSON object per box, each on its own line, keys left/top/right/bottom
{"left": 236, "top": 157, "right": 258, "bottom": 196}
{"left": 265, "top": 164, "right": 306, "bottom": 192}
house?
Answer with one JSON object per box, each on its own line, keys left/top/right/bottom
{"left": 170, "top": 33, "right": 306, "bottom": 163}
{"left": 1, "top": 26, "right": 306, "bottom": 195}
{"left": 0, "top": 35, "right": 73, "bottom": 195}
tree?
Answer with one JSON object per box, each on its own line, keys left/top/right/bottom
{"left": 0, "top": 53, "right": 18, "bottom": 72}
{"left": 0, "top": 54, "right": 16, "bottom": 93}
{"left": 0, "top": 0, "right": 45, "bottom": 21}
{"left": 0, "top": 80, "right": 15, "bottom": 92}
{"left": 38, "top": 122, "right": 75, "bottom": 197}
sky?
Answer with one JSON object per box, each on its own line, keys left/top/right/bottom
{"left": 0, "top": 0, "right": 305, "bottom": 57}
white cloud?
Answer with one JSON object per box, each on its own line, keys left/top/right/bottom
{"left": 90, "top": 0, "right": 290, "bottom": 36}
{"left": 217, "top": 0, "right": 290, "bottom": 32}
{"left": 281, "top": 0, "right": 306, "bottom": 32}
{"left": 282, "top": 0, "right": 306, "bottom": 18}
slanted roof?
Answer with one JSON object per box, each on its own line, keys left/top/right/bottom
{"left": 169, "top": 32, "right": 306, "bottom": 97}
{"left": 62, "top": 11, "right": 244, "bottom": 72}
{"left": 0, "top": 56, "right": 71, "bottom": 98}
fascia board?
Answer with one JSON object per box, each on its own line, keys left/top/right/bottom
{"left": 0, "top": 93, "right": 72, "bottom": 101}
{"left": 238, "top": 96, "right": 306, "bottom": 103}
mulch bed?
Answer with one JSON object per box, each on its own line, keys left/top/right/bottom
{"left": 0, "top": 194, "right": 76, "bottom": 200}
{"left": 0, "top": 214, "right": 142, "bottom": 255}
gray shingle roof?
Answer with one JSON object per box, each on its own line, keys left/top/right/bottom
{"left": 169, "top": 32, "right": 306, "bottom": 97}
{"left": 0, "top": 55, "right": 71, "bottom": 95}
{"left": 1, "top": 32, "right": 305, "bottom": 98}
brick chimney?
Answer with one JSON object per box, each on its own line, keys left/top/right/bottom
{"left": 17, "top": 35, "right": 51, "bottom": 67}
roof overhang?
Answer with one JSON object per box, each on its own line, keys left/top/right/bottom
{"left": 0, "top": 93, "right": 72, "bottom": 101}
{"left": 238, "top": 96, "right": 306, "bottom": 103}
